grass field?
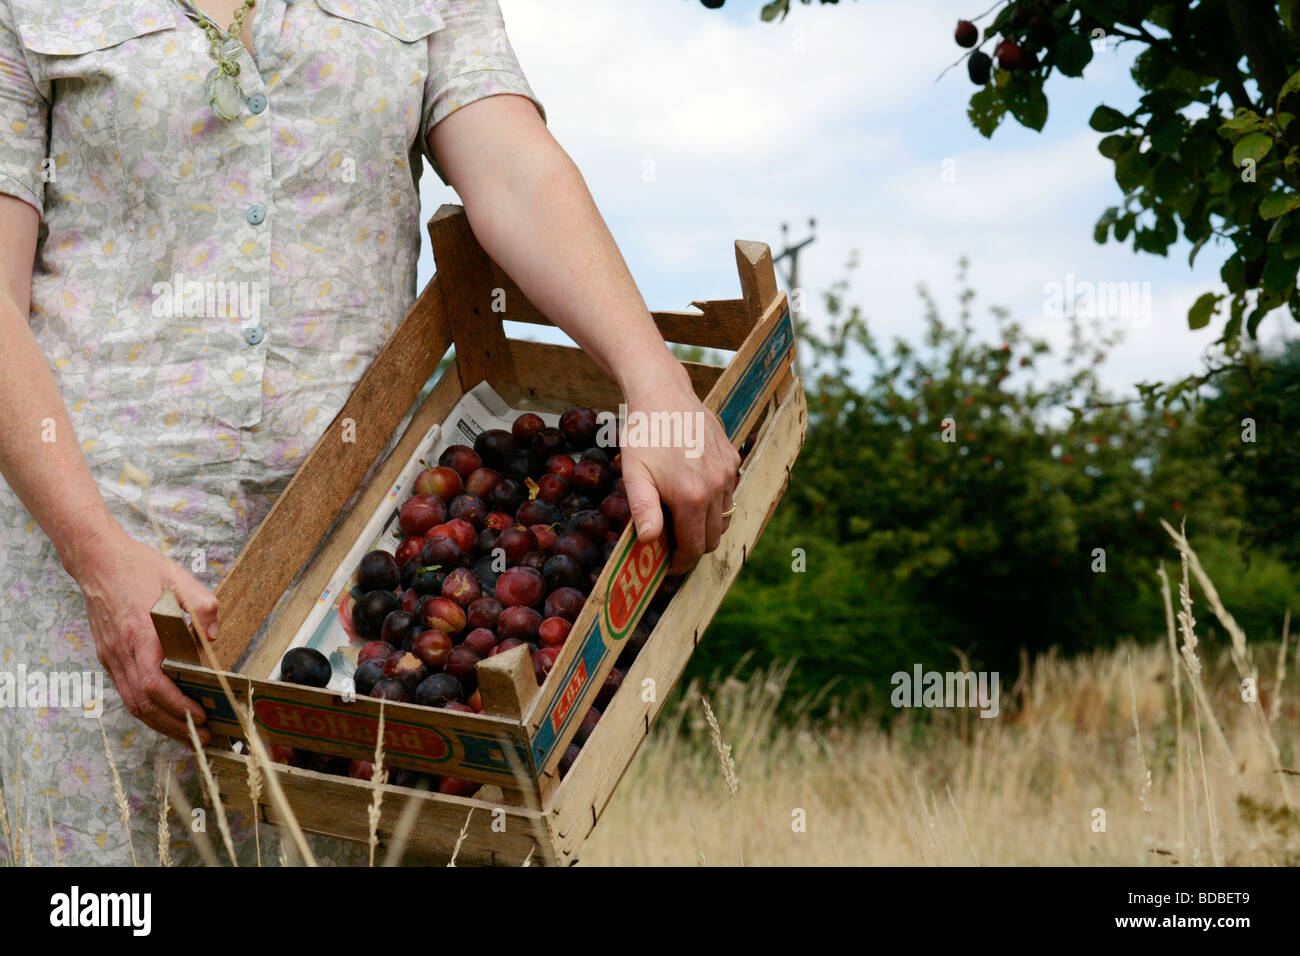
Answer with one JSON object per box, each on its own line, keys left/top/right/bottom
{"left": 581, "top": 539, "right": 1299, "bottom": 866}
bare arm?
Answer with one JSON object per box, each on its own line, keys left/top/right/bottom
{"left": 428, "top": 96, "right": 741, "bottom": 572}
{"left": 0, "top": 194, "right": 215, "bottom": 743}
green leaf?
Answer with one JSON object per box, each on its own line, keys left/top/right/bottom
{"left": 1093, "top": 206, "right": 1119, "bottom": 244}
{"left": 760, "top": 0, "right": 789, "bottom": 22}
{"left": 1090, "top": 105, "right": 1130, "bottom": 132}
{"left": 1218, "top": 109, "right": 1266, "bottom": 136}
{"left": 1246, "top": 304, "right": 1268, "bottom": 337}
{"left": 1004, "top": 77, "right": 1047, "bottom": 132}
{"left": 967, "top": 86, "right": 1006, "bottom": 139}
{"left": 1221, "top": 302, "right": 1242, "bottom": 352}
{"left": 1098, "top": 135, "right": 1128, "bottom": 159}
{"left": 1114, "top": 150, "right": 1148, "bottom": 193}
{"left": 1232, "top": 131, "right": 1273, "bottom": 166}
{"left": 1259, "top": 191, "right": 1300, "bottom": 219}
{"left": 1148, "top": 115, "right": 1186, "bottom": 154}
{"left": 1221, "top": 255, "right": 1246, "bottom": 293}
{"left": 1188, "top": 292, "right": 1219, "bottom": 330}
{"left": 1278, "top": 67, "right": 1300, "bottom": 106}
{"left": 1052, "top": 32, "right": 1092, "bottom": 77}
{"left": 1188, "top": 233, "right": 1210, "bottom": 267}
{"left": 1261, "top": 249, "right": 1299, "bottom": 293}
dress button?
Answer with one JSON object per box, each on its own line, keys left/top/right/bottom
{"left": 247, "top": 93, "right": 267, "bottom": 114}
{"left": 246, "top": 204, "right": 266, "bottom": 225}
{"left": 243, "top": 325, "right": 265, "bottom": 346}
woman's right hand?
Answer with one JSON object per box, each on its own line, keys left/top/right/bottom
{"left": 67, "top": 521, "right": 219, "bottom": 745}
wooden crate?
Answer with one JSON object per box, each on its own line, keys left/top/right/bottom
{"left": 151, "top": 204, "right": 807, "bottom": 865}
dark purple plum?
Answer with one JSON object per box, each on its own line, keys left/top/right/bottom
{"left": 357, "top": 550, "right": 400, "bottom": 592}
{"left": 354, "top": 590, "right": 400, "bottom": 640}
{"left": 449, "top": 494, "right": 487, "bottom": 528}
{"left": 516, "top": 498, "right": 560, "bottom": 527}
{"left": 280, "top": 647, "right": 332, "bottom": 688}
{"left": 414, "top": 672, "right": 464, "bottom": 708}
{"left": 473, "top": 428, "right": 516, "bottom": 467}
{"left": 542, "top": 553, "right": 585, "bottom": 592}
{"left": 554, "top": 532, "right": 598, "bottom": 570}
{"left": 559, "top": 407, "right": 598, "bottom": 449}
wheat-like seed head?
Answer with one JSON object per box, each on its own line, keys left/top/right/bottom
{"left": 186, "top": 711, "right": 237, "bottom": 866}
{"left": 701, "top": 696, "right": 738, "bottom": 797}
{"left": 98, "top": 720, "right": 138, "bottom": 866}
{"left": 446, "top": 807, "right": 474, "bottom": 867}
{"left": 367, "top": 703, "right": 389, "bottom": 867}
{"left": 155, "top": 761, "right": 173, "bottom": 867}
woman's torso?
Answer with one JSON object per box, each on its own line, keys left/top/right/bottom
{"left": 7, "top": 0, "right": 445, "bottom": 555}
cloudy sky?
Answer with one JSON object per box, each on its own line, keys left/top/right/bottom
{"left": 415, "top": 0, "right": 1272, "bottom": 398}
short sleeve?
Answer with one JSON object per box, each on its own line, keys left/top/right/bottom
{"left": 0, "top": 1, "right": 49, "bottom": 216}
{"left": 420, "top": 0, "right": 546, "bottom": 184}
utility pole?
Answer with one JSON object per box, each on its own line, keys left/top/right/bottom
{"left": 774, "top": 218, "right": 815, "bottom": 378}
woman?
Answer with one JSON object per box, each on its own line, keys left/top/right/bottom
{"left": 0, "top": 0, "right": 739, "bottom": 865}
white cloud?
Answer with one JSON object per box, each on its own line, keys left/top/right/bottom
{"left": 417, "top": 0, "right": 1232, "bottom": 400}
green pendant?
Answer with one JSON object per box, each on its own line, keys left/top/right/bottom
{"left": 206, "top": 68, "right": 243, "bottom": 120}
{"left": 219, "top": 36, "right": 244, "bottom": 61}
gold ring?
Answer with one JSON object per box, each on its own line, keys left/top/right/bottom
{"left": 721, "top": 505, "right": 736, "bottom": 519}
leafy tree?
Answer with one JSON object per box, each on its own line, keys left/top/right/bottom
{"left": 689, "top": 258, "right": 1268, "bottom": 710}
{"left": 958, "top": 2, "right": 1300, "bottom": 377}
{"left": 1199, "top": 340, "right": 1300, "bottom": 563}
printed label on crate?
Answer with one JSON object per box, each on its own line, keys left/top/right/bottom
{"left": 550, "top": 659, "right": 589, "bottom": 734}
{"left": 251, "top": 696, "right": 453, "bottom": 762}
{"left": 603, "top": 535, "right": 669, "bottom": 639}
{"left": 536, "top": 617, "right": 607, "bottom": 759}
{"left": 173, "top": 669, "right": 536, "bottom": 780}
{"left": 717, "top": 305, "right": 794, "bottom": 440}
{"left": 530, "top": 302, "right": 794, "bottom": 773}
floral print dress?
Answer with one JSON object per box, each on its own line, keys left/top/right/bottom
{"left": 0, "top": 0, "right": 544, "bottom": 865}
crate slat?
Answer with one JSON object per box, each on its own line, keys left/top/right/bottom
{"left": 165, "top": 662, "right": 540, "bottom": 793}
{"left": 428, "top": 204, "right": 520, "bottom": 389}
{"left": 504, "top": 339, "right": 723, "bottom": 411}
{"left": 480, "top": 254, "right": 755, "bottom": 350}
{"left": 210, "top": 751, "right": 554, "bottom": 866}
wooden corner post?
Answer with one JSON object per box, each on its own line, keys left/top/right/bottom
{"left": 427, "top": 204, "right": 518, "bottom": 390}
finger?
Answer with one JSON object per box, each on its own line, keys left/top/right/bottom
{"left": 106, "top": 641, "right": 197, "bottom": 744}
{"left": 136, "top": 630, "right": 210, "bottom": 734}
{"left": 668, "top": 483, "right": 708, "bottom": 575}
{"left": 168, "top": 565, "right": 220, "bottom": 643}
{"left": 703, "top": 492, "right": 725, "bottom": 555}
{"left": 118, "top": 619, "right": 210, "bottom": 743}
{"left": 622, "top": 457, "right": 664, "bottom": 542}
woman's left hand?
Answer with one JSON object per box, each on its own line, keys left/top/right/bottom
{"left": 617, "top": 362, "right": 742, "bottom": 575}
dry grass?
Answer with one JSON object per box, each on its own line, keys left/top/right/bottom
{"left": 580, "top": 637, "right": 1298, "bottom": 866}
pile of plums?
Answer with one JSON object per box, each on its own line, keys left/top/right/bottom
{"left": 274, "top": 407, "right": 683, "bottom": 795}
{"left": 274, "top": 410, "right": 762, "bottom": 795}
